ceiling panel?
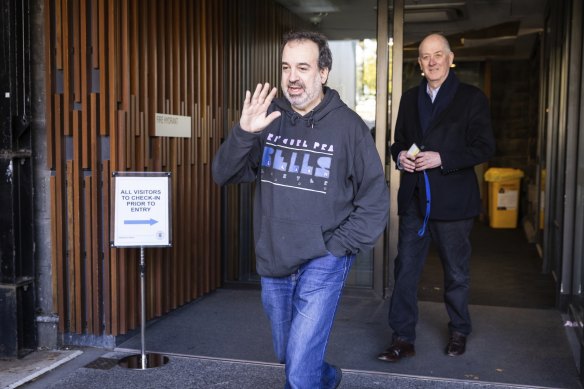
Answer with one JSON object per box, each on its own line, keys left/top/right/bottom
{"left": 274, "top": 0, "right": 547, "bottom": 60}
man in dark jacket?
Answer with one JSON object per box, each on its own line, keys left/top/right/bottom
{"left": 377, "top": 33, "right": 495, "bottom": 362}
{"left": 212, "top": 31, "right": 389, "bottom": 388}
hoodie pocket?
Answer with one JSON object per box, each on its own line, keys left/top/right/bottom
{"left": 255, "top": 216, "right": 329, "bottom": 272}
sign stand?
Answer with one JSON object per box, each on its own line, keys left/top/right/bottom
{"left": 118, "top": 247, "right": 169, "bottom": 369}
{"left": 111, "top": 172, "right": 171, "bottom": 370}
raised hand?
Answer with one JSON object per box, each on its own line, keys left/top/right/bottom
{"left": 240, "top": 82, "right": 281, "bottom": 133}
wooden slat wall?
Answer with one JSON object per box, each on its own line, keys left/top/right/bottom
{"left": 45, "top": 0, "right": 304, "bottom": 337}
{"left": 222, "top": 0, "right": 306, "bottom": 281}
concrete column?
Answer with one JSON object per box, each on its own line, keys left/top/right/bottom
{"left": 31, "top": 0, "right": 59, "bottom": 350}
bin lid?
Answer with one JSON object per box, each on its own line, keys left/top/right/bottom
{"left": 484, "top": 167, "right": 524, "bottom": 182}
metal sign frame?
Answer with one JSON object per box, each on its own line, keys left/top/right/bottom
{"left": 111, "top": 171, "right": 172, "bottom": 248}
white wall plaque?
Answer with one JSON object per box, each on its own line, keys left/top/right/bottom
{"left": 155, "top": 113, "right": 192, "bottom": 138}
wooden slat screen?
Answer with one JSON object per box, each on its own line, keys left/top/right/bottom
{"left": 45, "top": 0, "right": 304, "bottom": 337}
{"left": 222, "top": 1, "right": 306, "bottom": 282}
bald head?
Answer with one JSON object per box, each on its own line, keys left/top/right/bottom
{"left": 418, "top": 34, "right": 451, "bottom": 56}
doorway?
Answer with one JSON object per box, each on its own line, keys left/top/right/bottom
{"left": 224, "top": 0, "right": 556, "bottom": 309}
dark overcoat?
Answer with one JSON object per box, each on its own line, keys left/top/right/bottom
{"left": 390, "top": 78, "right": 496, "bottom": 221}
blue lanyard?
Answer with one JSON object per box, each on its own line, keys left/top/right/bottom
{"left": 417, "top": 170, "right": 431, "bottom": 236}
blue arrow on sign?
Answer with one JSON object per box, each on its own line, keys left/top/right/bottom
{"left": 124, "top": 218, "right": 159, "bottom": 225}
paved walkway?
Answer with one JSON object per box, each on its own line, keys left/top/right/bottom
{"left": 2, "top": 288, "right": 581, "bottom": 389}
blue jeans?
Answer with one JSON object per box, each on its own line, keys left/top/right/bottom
{"left": 388, "top": 200, "right": 473, "bottom": 343}
{"left": 261, "top": 253, "right": 354, "bottom": 389}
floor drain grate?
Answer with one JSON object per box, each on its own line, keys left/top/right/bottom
{"left": 84, "top": 357, "right": 119, "bottom": 370}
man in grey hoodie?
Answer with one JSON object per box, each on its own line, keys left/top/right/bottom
{"left": 212, "top": 31, "right": 389, "bottom": 389}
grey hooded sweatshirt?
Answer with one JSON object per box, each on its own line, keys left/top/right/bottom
{"left": 212, "top": 87, "right": 389, "bottom": 277}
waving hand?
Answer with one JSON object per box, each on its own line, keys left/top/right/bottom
{"left": 240, "top": 83, "right": 282, "bottom": 133}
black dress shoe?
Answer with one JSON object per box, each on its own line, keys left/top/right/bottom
{"left": 446, "top": 331, "right": 467, "bottom": 356}
{"left": 377, "top": 339, "right": 415, "bottom": 362}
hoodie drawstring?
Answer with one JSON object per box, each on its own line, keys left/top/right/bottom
{"left": 308, "top": 111, "right": 315, "bottom": 128}
{"left": 287, "top": 112, "right": 315, "bottom": 128}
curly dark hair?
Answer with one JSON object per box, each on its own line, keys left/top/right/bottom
{"left": 281, "top": 31, "right": 332, "bottom": 72}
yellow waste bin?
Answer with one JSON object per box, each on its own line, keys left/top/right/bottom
{"left": 484, "top": 168, "right": 524, "bottom": 228}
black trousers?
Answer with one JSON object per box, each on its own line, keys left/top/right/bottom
{"left": 388, "top": 200, "right": 474, "bottom": 343}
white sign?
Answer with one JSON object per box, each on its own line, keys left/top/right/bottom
{"left": 112, "top": 172, "right": 171, "bottom": 247}
{"left": 497, "top": 189, "right": 519, "bottom": 210}
{"left": 155, "top": 113, "right": 192, "bottom": 138}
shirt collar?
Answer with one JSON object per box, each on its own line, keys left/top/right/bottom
{"left": 426, "top": 83, "right": 440, "bottom": 103}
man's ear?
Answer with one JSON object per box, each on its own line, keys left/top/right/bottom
{"left": 448, "top": 51, "right": 455, "bottom": 66}
{"left": 320, "top": 68, "right": 329, "bottom": 84}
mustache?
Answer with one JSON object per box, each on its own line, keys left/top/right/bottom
{"left": 287, "top": 81, "right": 305, "bottom": 88}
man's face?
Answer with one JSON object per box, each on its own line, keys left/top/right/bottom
{"left": 281, "top": 39, "right": 329, "bottom": 115}
{"left": 418, "top": 35, "right": 454, "bottom": 87}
